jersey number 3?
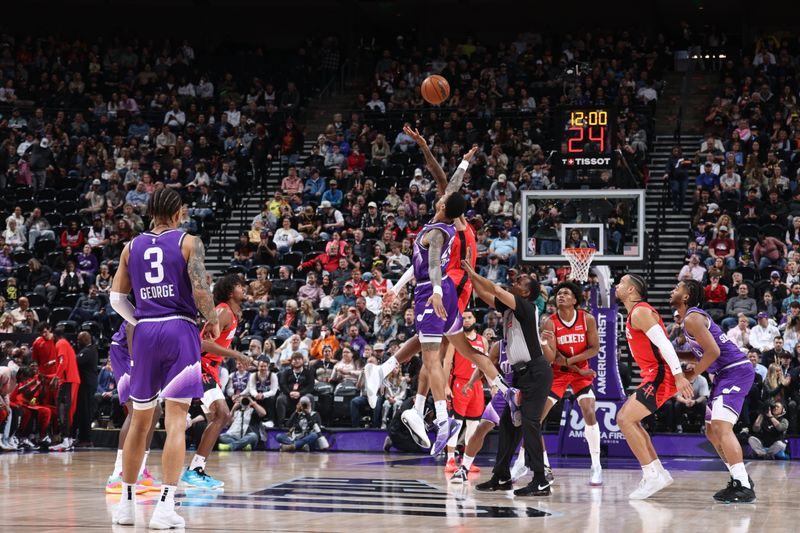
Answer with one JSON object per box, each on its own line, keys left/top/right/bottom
{"left": 144, "top": 247, "right": 164, "bottom": 284}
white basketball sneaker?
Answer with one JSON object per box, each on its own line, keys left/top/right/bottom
{"left": 400, "top": 408, "right": 431, "bottom": 448}
{"left": 111, "top": 498, "right": 136, "bottom": 526}
{"left": 628, "top": 472, "right": 671, "bottom": 500}
{"left": 149, "top": 506, "right": 185, "bottom": 530}
{"left": 590, "top": 464, "right": 603, "bottom": 486}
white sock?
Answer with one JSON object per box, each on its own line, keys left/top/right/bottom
{"left": 724, "top": 462, "right": 731, "bottom": 473}
{"left": 446, "top": 451, "right": 455, "bottom": 461}
{"left": 138, "top": 450, "right": 150, "bottom": 477}
{"left": 729, "top": 463, "right": 751, "bottom": 489}
{"left": 642, "top": 461, "right": 658, "bottom": 479}
{"left": 462, "top": 454, "right": 475, "bottom": 470}
{"left": 155, "top": 484, "right": 177, "bottom": 511}
{"left": 434, "top": 400, "right": 448, "bottom": 422}
{"left": 380, "top": 356, "right": 398, "bottom": 376}
{"left": 414, "top": 394, "right": 427, "bottom": 416}
{"left": 113, "top": 449, "right": 124, "bottom": 477}
{"left": 189, "top": 454, "right": 206, "bottom": 471}
{"left": 490, "top": 375, "right": 508, "bottom": 393}
{"left": 121, "top": 482, "right": 136, "bottom": 502}
{"left": 543, "top": 449, "right": 550, "bottom": 468}
{"left": 653, "top": 458, "right": 666, "bottom": 473}
{"left": 584, "top": 423, "right": 601, "bottom": 468}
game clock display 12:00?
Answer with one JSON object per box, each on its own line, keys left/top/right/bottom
{"left": 558, "top": 108, "right": 615, "bottom": 169}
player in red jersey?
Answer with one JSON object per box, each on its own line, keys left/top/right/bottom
{"left": 615, "top": 274, "right": 693, "bottom": 500}
{"left": 442, "top": 311, "right": 487, "bottom": 472}
{"left": 539, "top": 282, "right": 603, "bottom": 485}
{"left": 182, "top": 274, "right": 252, "bottom": 489}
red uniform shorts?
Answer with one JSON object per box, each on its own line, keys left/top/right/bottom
{"left": 549, "top": 368, "right": 594, "bottom": 402}
{"left": 635, "top": 368, "right": 677, "bottom": 413}
{"left": 449, "top": 377, "right": 485, "bottom": 419}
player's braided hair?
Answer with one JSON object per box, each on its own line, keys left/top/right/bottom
{"left": 554, "top": 281, "right": 583, "bottom": 308}
{"left": 682, "top": 279, "right": 704, "bottom": 308}
{"left": 627, "top": 273, "right": 648, "bottom": 300}
{"left": 147, "top": 188, "right": 183, "bottom": 225}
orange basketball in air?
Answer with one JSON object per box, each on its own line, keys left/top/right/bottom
{"left": 421, "top": 75, "right": 450, "bottom": 105}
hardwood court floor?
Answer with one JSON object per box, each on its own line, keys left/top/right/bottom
{"left": 0, "top": 450, "right": 797, "bottom": 532}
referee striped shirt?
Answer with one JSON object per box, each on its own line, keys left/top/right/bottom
{"left": 495, "top": 295, "right": 544, "bottom": 365}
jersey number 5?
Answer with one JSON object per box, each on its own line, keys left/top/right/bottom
{"left": 144, "top": 247, "right": 165, "bottom": 284}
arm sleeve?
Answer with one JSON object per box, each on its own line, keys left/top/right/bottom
{"left": 644, "top": 324, "right": 684, "bottom": 376}
{"left": 391, "top": 266, "right": 415, "bottom": 295}
{"left": 494, "top": 296, "right": 509, "bottom": 313}
{"left": 110, "top": 291, "right": 137, "bottom": 325}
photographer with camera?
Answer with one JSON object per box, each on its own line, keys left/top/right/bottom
{"left": 277, "top": 396, "right": 324, "bottom": 452}
{"left": 218, "top": 395, "right": 266, "bottom": 451}
{"left": 748, "top": 400, "right": 789, "bottom": 459}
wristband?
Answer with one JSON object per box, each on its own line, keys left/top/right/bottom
{"left": 433, "top": 286, "right": 443, "bottom": 296}
{"left": 458, "top": 160, "right": 469, "bottom": 171}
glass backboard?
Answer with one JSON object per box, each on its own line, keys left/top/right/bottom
{"left": 519, "top": 189, "right": 646, "bottom": 265}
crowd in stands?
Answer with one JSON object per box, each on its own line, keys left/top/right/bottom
{"left": 8, "top": 29, "right": 788, "bottom": 455}
{"left": 666, "top": 34, "right": 800, "bottom": 445}
{"left": 0, "top": 31, "right": 330, "bottom": 450}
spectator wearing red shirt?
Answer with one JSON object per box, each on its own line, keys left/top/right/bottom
{"left": 347, "top": 143, "right": 366, "bottom": 172}
{"left": 706, "top": 225, "right": 736, "bottom": 270}
{"left": 755, "top": 234, "right": 788, "bottom": 270}
{"left": 704, "top": 271, "right": 728, "bottom": 312}
{"left": 298, "top": 241, "right": 342, "bottom": 273}
{"left": 60, "top": 220, "right": 85, "bottom": 250}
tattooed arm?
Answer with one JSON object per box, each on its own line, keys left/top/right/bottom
{"left": 184, "top": 234, "right": 220, "bottom": 340}
{"left": 425, "top": 228, "right": 448, "bottom": 319}
{"left": 444, "top": 145, "right": 479, "bottom": 197}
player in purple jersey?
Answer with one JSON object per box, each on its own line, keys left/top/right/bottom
{"left": 671, "top": 280, "right": 756, "bottom": 504}
{"left": 110, "top": 188, "right": 220, "bottom": 529}
{"left": 406, "top": 166, "right": 515, "bottom": 456}
{"left": 105, "top": 321, "right": 163, "bottom": 495}
{"left": 364, "top": 146, "right": 517, "bottom": 455}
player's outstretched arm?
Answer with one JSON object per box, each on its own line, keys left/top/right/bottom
{"left": 403, "top": 126, "right": 448, "bottom": 195}
{"left": 444, "top": 146, "right": 479, "bottom": 198}
{"left": 460, "top": 257, "right": 516, "bottom": 310}
{"left": 185, "top": 235, "right": 219, "bottom": 339}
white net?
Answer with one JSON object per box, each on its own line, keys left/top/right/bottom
{"left": 563, "top": 248, "right": 597, "bottom": 283}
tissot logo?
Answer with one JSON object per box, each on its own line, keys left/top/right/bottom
{"left": 562, "top": 157, "right": 612, "bottom": 166}
{"left": 173, "top": 477, "right": 552, "bottom": 518}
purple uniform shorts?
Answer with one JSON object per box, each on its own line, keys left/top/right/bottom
{"left": 414, "top": 277, "right": 463, "bottom": 344}
{"left": 109, "top": 342, "right": 131, "bottom": 405}
{"left": 705, "top": 360, "right": 754, "bottom": 423}
{"left": 129, "top": 317, "right": 203, "bottom": 406}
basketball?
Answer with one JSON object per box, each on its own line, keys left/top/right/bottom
{"left": 421, "top": 75, "right": 450, "bottom": 105}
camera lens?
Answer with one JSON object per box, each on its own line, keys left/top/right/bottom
{"left": 241, "top": 397, "right": 250, "bottom": 406}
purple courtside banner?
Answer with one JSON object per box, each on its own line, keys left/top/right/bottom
{"left": 589, "top": 289, "right": 626, "bottom": 401}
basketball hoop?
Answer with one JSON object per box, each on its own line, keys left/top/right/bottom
{"left": 563, "top": 248, "right": 597, "bottom": 283}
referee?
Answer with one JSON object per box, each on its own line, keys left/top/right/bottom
{"left": 462, "top": 260, "right": 554, "bottom": 496}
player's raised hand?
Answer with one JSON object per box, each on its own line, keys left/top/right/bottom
{"left": 463, "top": 145, "right": 479, "bottom": 162}
{"left": 203, "top": 321, "right": 220, "bottom": 342}
{"left": 427, "top": 292, "right": 448, "bottom": 320}
{"left": 382, "top": 291, "right": 396, "bottom": 310}
{"left": 674, "top": 373, "right": 694, "bottom": 400}
{"left": 403, "top": 125, "right": 426, "bottom": 146}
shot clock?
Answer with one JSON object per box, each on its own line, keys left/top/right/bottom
{"left": 557, "top": 107, "right": 616, "bottom": 169}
